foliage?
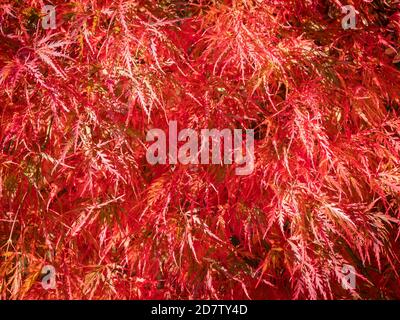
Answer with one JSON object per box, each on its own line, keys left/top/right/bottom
{"left": 1, "top": 0, "right": 400, "bottom": 299}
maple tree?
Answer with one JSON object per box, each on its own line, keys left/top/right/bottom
{"left": 1, "top": 0, "right": 400, "bottom": 299}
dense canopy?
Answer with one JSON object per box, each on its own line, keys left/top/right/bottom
{"left": 1, "top": 0, "right": 400, "bottom": 299}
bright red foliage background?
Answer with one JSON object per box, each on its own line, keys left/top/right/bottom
{"left": 1, "top": 0, "right": 400, "bottom": 299}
